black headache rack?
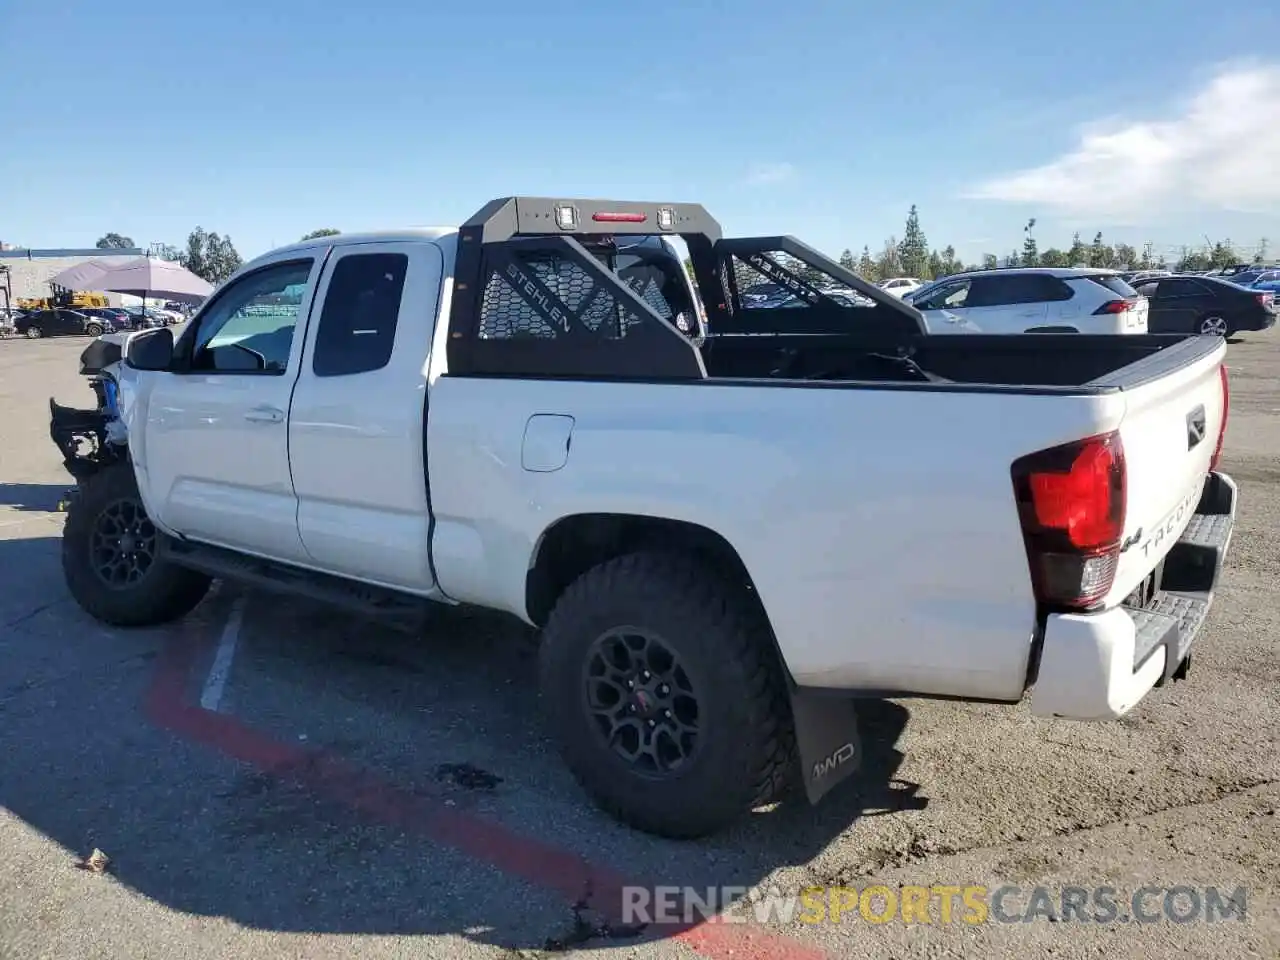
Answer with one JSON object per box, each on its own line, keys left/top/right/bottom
{"left": 445, "top": 197, "right": 717, "bottom": 380}
{"left": 444, "top": 196, "right": 927, "bottom": 380}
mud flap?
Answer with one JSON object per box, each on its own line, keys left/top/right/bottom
{"left": 789, "top": 687, "right": 862, "bottom": 804}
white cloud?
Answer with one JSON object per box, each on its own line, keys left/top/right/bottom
{"left": 743, "top": 162, "right": 796, "bottom": 186}
{"left": 964, "top": 62, "right": 1280, "bottom": 218}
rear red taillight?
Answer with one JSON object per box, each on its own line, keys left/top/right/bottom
{"left": 1094, "top": 300, "right": 1132, "bottom": 315}
{"left": 1011, "top": 431, "right": 1127, "bottom": 610}
{"left": 1256, "top": 293, "right": 1274, "bottom": 309}
{"left": 1210, "top": 364, "right": 1229, "bottom": 472}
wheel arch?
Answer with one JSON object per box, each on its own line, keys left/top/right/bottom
{"left": 525, "top": 512, "right": 782, "bottom": 656}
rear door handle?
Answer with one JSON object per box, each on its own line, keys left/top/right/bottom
{"left": 244, "top": 405, "right": 284, "bottom": 423}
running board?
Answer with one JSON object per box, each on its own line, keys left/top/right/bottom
{"left": 160, "top": 539, "right": 436, "bottom": 627}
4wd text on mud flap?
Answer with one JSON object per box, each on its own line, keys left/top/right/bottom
{"left": 812, "top": 742, "right": 857, "bottom": 780}
{"left": 505, "top": 262, "right": 570, "bottom": 332}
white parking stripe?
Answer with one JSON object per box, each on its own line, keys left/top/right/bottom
{"left": 200, "top": 596, "right": 246, "bottom": 712}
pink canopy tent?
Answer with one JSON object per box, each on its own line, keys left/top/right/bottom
{"left": 74, "top": 257, "right": 213, "bottom": 303}
{"left": 48, "top": 258, "right": 118, "bottom": 291}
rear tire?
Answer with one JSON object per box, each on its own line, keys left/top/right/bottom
{"left": 24, "top": 325, "right": 42, "bottom": 339}
{"left": 1198, "top": 315, "right": 1230, "bottom": 337}
{"left": 62, "top": 462, "right": 212, "bottom": 627}
{"left": 538, "top": 551, "right": 795, "bottom": 839}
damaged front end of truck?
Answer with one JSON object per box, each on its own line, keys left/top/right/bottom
{"left": 49, "top": 335, "right": 131, "bottom": 510}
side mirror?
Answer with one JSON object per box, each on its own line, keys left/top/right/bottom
{"left": 124, "top": 327, "right": 175, "bottom": 371}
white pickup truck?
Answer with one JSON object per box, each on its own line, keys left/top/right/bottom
{"left": 49, "top": 196, "right": 1237, "bottom": 839}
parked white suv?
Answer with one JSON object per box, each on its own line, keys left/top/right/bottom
{"left": 879, "top": 276, "right": 923, "bottom": 297}
{"left": 911, "top": 268, "right": 1148, "bottom": 334}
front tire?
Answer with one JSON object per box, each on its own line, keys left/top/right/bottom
{"left": 24, "top": 325, "right": 42, "bottom": 339}
{"left": 85, "top": 323, "right": 104, "bottom": 337}
{"left": 62, "top": 462, "right": 212, "bottom": 627}
{"left": 539, "top": 551, "right": 795, "bottom": 839}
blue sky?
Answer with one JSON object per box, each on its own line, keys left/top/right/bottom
{"left": 3, "top": 0, "right": 1279, "bottom": 265}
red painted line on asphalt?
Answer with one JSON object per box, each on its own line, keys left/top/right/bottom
{"left": 145, "top": 621, "right": 827, "bottom": 960}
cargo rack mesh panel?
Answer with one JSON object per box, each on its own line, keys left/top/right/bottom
{"left": 728, "top": 251, "right": 875, "bottom": 312}
{"left": 477, "top": 253, "right": 650, "bottom": 341}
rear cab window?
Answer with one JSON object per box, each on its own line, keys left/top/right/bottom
{"left": 603, "top": 239, "right": 699, "bottom": 333}
{"left": 1081, "top": 274, "right": 1139, "bottom": 298}
{"left": 312, "top": 252, "right": 409, "bottom": 377}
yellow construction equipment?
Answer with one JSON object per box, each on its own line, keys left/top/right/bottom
{"left": 17, "top": 283, "right": 109, "bottom": 311}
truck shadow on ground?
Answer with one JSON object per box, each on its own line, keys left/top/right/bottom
{"left": 0, "top": 535, "right": 921, "bottom": 954}
{"left": 0, "top": 482, "right": 67, "bottom": 512}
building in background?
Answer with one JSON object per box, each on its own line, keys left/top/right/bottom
{"left": 0, "top": 246, "right": 146, "bottom": 306}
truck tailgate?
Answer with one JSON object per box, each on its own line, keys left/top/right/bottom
{"left": 1100, "top": 336, "right": 1229, "bottom": 604}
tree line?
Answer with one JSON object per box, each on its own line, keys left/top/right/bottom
{"left": 95, "top": 228, "right": 342, "bottom": 287}
{"left": 97, "top": 229, "right": 243, "bottom": 286}
{"left": 99, "top": 212, "right": 1271, "bottom": 293}
{"left": 832, "top": 209, "right": 1271, "bottom": 284}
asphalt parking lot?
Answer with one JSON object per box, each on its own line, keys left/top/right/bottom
{"left": 1, "top": 333, "right": 1277, "bottom": 960}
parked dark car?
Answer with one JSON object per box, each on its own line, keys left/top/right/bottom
{"left": 1130, "top": 274, "right": 1277, "bottom": 336}
{"left": 14, "top": 308, "right": 99, "bottom": 339}
{"left": 1219, "top": 268, "right": 1272, "bottom": 287}
{"left": 121, "top": 305, "right": 166, "bottom": 329}
{"left": 1118, "top": 269, "right": 1170, "bottom": 284}
{"left": 79, "top": 307, "right": 134, "bottom": 334}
